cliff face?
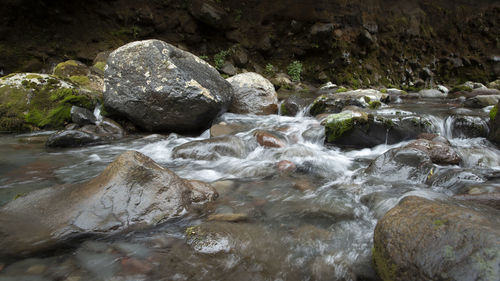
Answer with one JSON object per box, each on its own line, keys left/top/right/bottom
{"left": 1, "top": 0, "right": 499, "bottom": 87}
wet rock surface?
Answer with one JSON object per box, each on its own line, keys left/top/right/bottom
{"left": 172, "top": 135, "right": 247, "bottom": 160}
{"left": 374, "top": 196, "right": 500, "bottom": 281}
{"left": 227, "top": 72, "right": 278, "bottom": 115}
{"left": 103, "top": 39, "right": 233, "bottom": 133}
{"left": 0, "top": 151, "right": 217, "bottom": 257}
{"left": 364, "top": 147, "right": 433, "bottom": 183}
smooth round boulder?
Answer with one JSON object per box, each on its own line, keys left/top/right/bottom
{"left": 373, "top": 196, "right": 500, "bottom": 281}
{"left": 104, "top": 39, "right": 233, "bottom": 133}
{"left": 227, "top": 72, "right": 278, "bottom": 115}
{"left": 0, "top": 151, "right": 217, "bottom": 257}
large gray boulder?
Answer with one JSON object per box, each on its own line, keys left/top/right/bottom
{"left": 227, "top": 72, "right": 278, "bottom": 115}
{"left": 373, "top": 196, "right": 500, "bottom": 281}
{"left": 104, "top": 39, "right": 233, "bottom": 133}
{"left": 0, "top": 151, "right": 217, "bottom": 257}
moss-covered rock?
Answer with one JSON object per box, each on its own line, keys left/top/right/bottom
{"left": 321, "top": 110, "right": 368, "bottom": 142}
{"left": 491, "top": 104, "right": 498, "bottom": 121}
{"left": 0, "top": 73, "right": 98, "bottom": 132}
{"left": 53, "top": 60, "right": 89, "bottom": 78}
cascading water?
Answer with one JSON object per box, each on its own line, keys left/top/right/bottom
{"left": 0, "top": 99, "right": 499, "bottom": 281}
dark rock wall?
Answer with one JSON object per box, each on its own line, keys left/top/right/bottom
{"left": 1, "top": 0, "right": 499, "bottom": 86}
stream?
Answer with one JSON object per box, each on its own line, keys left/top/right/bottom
{"left": 0, "top": 96, "right": 499, "bottom": 281}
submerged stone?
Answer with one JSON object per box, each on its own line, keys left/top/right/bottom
{"left": 374, "top": 196, "right": 500, "bottom": 281}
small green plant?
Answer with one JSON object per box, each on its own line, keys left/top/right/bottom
{"left": 380, "top": 88, "right": 388, "bottom": 94}
{"left": 265, "top": 63, "right": 274, "bottom": 75}
{"left": 214, "top": 49, "right": 230, "bottom": 70}
{"left": 287, "top": 61, "right": 302, "bottom": 82}
{"left": 199, "top": 55, "right": 209, "bottom": 61}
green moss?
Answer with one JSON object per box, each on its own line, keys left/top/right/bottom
{"left": 0, "top": 75, "right": 95, "bottom": 132}
{"left": 369, "top": 100, "right": 382, "bottom": 109}
{"left": 13, "top": 193, "right": 27, "bottom": 200}
{"left": 372, "top": 245, "right": 398, "bottom": 281}
{"left": 24, "top": 74, "right": 43, "bottom": 80}
{"left": 336, "top": 87, "right": 348, "bottom": 93}
{"left": 69, "top": 75, "right": 90, "bottom": 86}
{"left": 380, "top": 88, "right": 388, "bottom": 94}
{"left": 309, "top": 95, "right": 328, "bottom": 116}
{"left": 433, "top": 219, "right": 448, "bottom": 227}
{"left": 280, "top": 102, "right": 288, "bottom": 115}
{"left": 490, "top": 104, "right": 498, "bottom": 121}
{"left": 364, "top": 96, "right": 371, "bottom": 103}
{"left": 61, "top": 95, "right": 93, "bottom": 109}
{"left": 93, "top": 62, "right": 106, "bottom": 72}
{"left": 49, "top": 88, "right": 75, "bottom": 101}
{"left": 322, "top": 112, "right": 355, "bottom": 142}
{"left": 450, "top": 85, "right": 473, "bottom": 93}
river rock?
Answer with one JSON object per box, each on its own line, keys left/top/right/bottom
{"left": 309, "top": 89, "right": 388, "bottom": 116}
{"left": 405, "top": 138, "right": 461, "bottom": 165}
{"left": 453, "top": 192, "right": 500, "bottom": 210}
{"left": 281, "top": 95, "right": 311, "bottom": 116}
{"left": 490, "top": 101, "right": 500, "bottom": 143}
{"left": 46, "top": 130, "right": 102, "bottom": 147}
{"left": 364, "top": 147, "right": 433, "bottom": 183}
{"left": 464, "top": 95, "right": 500, "bottom": 108}
{"left": 322, "top": 110, "right": 432, "bottom": 148}
{"left": 418, "top": 89, "right": 447, "bottom": 98}
{"left": 227, "top": 72, "right": 278, "bottom": 115}
{"left": 373, "top": 196, "right": 500, "bottom": 281}
{"left": 172, "top": 135, "right": 247, "bottom": 160}
{"left": 427, "top": 168, "right": 486, "bottom": 193}
{"left": 0, "top": 73, "right": 97, "bottom": 132}
{"left": 46, "top": 118, "right": 125, "bottom": 148}
{"left": 449, "top": 115, "right": 489, "bottom": 138}
{"left": 0, "top": 151, "right": 217, "bottom": 257}
{"left": 71, "top": 105, "right": 96, "bottom": 126}
{"left": 255, "top": 130, "right": 286, "bottom": 148}
{"left": 103, "top": 39, "right": 233, "bottom": 133}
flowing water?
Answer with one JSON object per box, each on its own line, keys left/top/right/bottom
{"left": 0, "top": 97, "right": 499, "bottom": 281}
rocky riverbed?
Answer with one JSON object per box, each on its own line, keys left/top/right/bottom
{"left": 0, "top": 39, "right": 499, "bottom": 281}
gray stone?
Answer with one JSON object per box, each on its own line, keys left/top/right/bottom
{"left": 104, "top": 39, "right": 233, "bottom": 133}
{"left": 71, "top": 106, "right": 96, "bottom": 126}
{"left": 227, "top": 72, "right": 278, "bottom": 115}
{"left": 0, "top": 151, "right": 217, "bottom": 257}
{"left": 418, "top": 89, "right": 447, "bottom": 98}
{"left": 46, "top": 130, "right": 101, "bottom": 147}
{"left": 464, "top": 95, "right": 500, "bottom": 108}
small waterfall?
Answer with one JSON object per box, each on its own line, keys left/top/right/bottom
{"left": 425, "top": 115, "right": 454, "bottom": 139}
{"left": 93, "top": 103, "right": 104, "bottom": 123}
{"left": 277, "top": 100, "right": 284, "bottom": 115}
{"left": 296, "top": 103, "right": 313, "bottom": 117}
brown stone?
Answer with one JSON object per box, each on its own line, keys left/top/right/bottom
{"left": 255, "top": 131, "right": 286, "bottom": 148}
